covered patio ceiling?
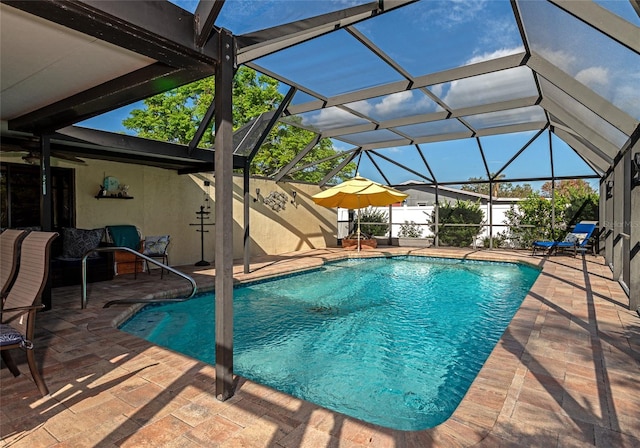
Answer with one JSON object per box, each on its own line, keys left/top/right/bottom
{"left": 1, "top": 0, "right": 639, "bottom": 186}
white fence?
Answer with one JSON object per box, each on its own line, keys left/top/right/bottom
{"left": 337, "top": 204, "right": 515, "bottom": 244}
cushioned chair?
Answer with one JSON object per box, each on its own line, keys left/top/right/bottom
{"left": 1, "top": 230, "right": 58, "bottom": 396}
{"left": 105, "top": 225, "right": 144, "bottom": 277}
{"left": 143, "top": 235, "right": 170, "bottom": 279}
{"left": 532, "top": 222, "right": 597, "bottom": 256}
{"left": 0, "top": 229, "right": 27, "bottom": 299}
{"left": 50, "top": 227, "right": 114, "bottom": 287}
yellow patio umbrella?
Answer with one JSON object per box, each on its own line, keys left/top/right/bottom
{"left": 312, "top": 175, "right": 408, "bottom": 251}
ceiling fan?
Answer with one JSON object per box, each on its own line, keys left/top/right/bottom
{"left": 0, "top": 138, "right": 87, "bottom": 165}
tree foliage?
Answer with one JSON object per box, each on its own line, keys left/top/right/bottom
{"left": 461, "top": 175, "right": 534, "bottom": 198}
{"left": 431, "top": 200, "right": 484, "bottom": 247}
{"left": 501, "top": 194, "right": 568, "bottom": 248}
{"left": 541, "top": 179, "right": 599, "bottom": 224}
{"left": 500, "top": 180, "right": 599, "bottom": 248}
{"left": 122, "top": 67, "right": 354, "bottom": 182}
{"left": 356, "top": 207, "right": 389, "bottom": 237}
{"left": 540, "top": 179, "right": 593, "bottom": 198}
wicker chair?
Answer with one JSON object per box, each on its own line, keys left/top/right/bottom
{"left": 0, "top": 229, "right": 27, "bottom": 299}
{"left": 0, "top": 231, "right": 58, "bottom": 396}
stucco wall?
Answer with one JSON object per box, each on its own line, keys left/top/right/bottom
{"left": 69, "top": 159, "right": 336, "bottom": 266}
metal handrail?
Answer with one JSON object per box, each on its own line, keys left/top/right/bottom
{"left": 81, "top": 246, "right": 197, "bottom": 309}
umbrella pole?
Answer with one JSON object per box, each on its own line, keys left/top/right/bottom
{"left": 357, "top": 208, "right": 361, "bottom": 253}
{"left": 357, "top": 196, "right": 361, "bottom": 253}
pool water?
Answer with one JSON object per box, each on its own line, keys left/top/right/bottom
{"left": 120, "top": 256, "right": 539, "bottom": 430}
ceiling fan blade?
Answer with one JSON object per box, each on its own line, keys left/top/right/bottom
{"left": 51, "top": 151, "right": 87, "bottom": 164}
{"left": 0, "top": 145, "right": 86, "bottom": 165}
{"left": 0, "top": 143, "right": 28, "bottom": 154}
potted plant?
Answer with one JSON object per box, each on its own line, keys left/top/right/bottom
{"left": 397, "top": 220, "right": 432, "bottom": 247}
{"left": 341, "top": 231, "right": 378, "bottom": 249}
{"left": 342, "top": 207, "right": 389, "bottom": 249}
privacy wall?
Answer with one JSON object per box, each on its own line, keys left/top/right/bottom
{"left": 70, "top": 159, "right": 336, "bottom": 266}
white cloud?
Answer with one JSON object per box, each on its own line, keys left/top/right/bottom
{"left": 301, "top": 107, "right": 362, "bottom": 129}
{"left": 374, "top": 91, "right": 414, "bottom": 116}
{"left": 380, "top": 146, "right": 403, "bottom": 154}
{"left": 347, "top": 90, "right": 437, "bottom": 120}
{"left": 347, "top": 99, "right": 373, "bottom": 116}
{"left": 430, "top": 84, "right": 444, "bottom": 98}
{"left": 613, "top": 81, "right": 640, "bottom": 120}
{"left": 466, "top": 46, "right": 525, "bottom": 65}
{"left": 479, "top": 17, "right": 520, "bottom": 50}
{"left": 575, "top": 66, "right": 609, "bottom": 88}
{"left": 537, "top": 48, "right": 576, "bottom": 74}
{"left": 432, "top": 0, "right": 489, "bottom": 27}
{"left": 440, "top": 66, "right": 536, "bottom": 109}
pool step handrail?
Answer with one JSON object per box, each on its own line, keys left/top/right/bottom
{"left": 81, "top": 246, "right": 197, "bottom": 309}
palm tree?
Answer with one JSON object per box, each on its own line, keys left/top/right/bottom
{"left": 491, "top": 173, "right": 506, "bottom": 198}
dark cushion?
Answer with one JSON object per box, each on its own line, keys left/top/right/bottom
{"left": 0, "top": 324, "right": 25, "bottom": 347}
{"left": 61, "top": 227, "right": 105, "bottom": 259}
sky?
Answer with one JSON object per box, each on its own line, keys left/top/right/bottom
{"left": 79, "top": 0, "right": 636, "bottom": 192}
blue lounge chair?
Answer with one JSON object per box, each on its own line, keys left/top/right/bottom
{"left": 532, "top": 222, "right": 597, "bottom": 256}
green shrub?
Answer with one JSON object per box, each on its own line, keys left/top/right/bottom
{"left": 398, "top": 221, "right": 423, "bottom": 238}
{"left": 357, "top": 207, "right": 389, "bottom": 237}
{"left": 502, "top": 193, "right": 569, "bottom": 248}
{"left": 430, "top": 200, "right": 484, "bottom": 247}
{"left": 482, "top": 234, "right": 506, "bottom": 248}
{"left": 502, "top": 189, "right": 599, "bottom": 249}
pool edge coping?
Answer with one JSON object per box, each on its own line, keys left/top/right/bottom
{"left": 86, "top": 248, "right": 551, "bottom": 444}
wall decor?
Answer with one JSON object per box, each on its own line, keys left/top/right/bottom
{"left": 264, "top": 191, "right": 288, "bottom": 212}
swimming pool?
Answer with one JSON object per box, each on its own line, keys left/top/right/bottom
{"left": 120, "top": 256, "right": 539, "bottom": 430}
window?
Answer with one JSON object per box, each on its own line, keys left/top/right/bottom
{"left": 0, "top": 163, "right": 75, "bottom": 229}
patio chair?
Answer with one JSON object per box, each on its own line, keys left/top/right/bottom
{"left": 1, "top": 229, "right": 27, "bottom": 299}
{"left": 105, "top": 225, "right": 144, "bottom": 277}
{"left": 142, "top": 235, "right": 170, "bottom": 279}
{"left": 531, "top": 222, "right": 597, "bottom": 256}
{"left": 1, "top": 230, "right": 58, "bottom": 396}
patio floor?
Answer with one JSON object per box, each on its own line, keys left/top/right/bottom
{"left": 1, "top": 247, "right": 639, "bottom": 447}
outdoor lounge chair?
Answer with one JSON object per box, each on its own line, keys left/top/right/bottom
{"left": 531, "top": 222, "right": 597, "bottom": 256}
{"left": 1, "top": 230, "right": 58, "bottom": 396}
{"left": 0, "top": 229, "right": 27, "bottom": 299}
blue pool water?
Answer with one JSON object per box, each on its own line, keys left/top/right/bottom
{"left": 120, "top": 256, "right": 539, "bottom": 430}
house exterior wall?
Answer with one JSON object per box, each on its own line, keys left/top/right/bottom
{"left": 65, "top": 159, "right": 336, "bottom": 266}
{"left": 397, "top": 186, "right": 488, "bottom": 206}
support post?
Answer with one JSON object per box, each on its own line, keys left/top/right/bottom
{"left": 214, "top": 28, "right": 235, "bottom": 401}
{"left": 434, "top": 185, "right": 439, "bottom": 248}
{"left": 629, "top": 144, "right": 639, "bottom": 312}
{"left": 551, "top": 180, "right": 556, "bottom": 238}
{"left": 243, "top": 166, "right": 250, "bottom": 274}
{"left": 488, "top": 180, "right": 493, "bottom": 249}
{"left": 622, "top": 151, "right": 631, "bottom": 293}
{"left": 39, "top": 135, "right": 53, "bottom": 310}
{"left": 604, "top": 174, "right": 614, "bottom": 268}
{"left": 388, "top": 204, "right": 392, "bottom": 246}
{"left": 612, "top": 159, "right": 624, "bottom": 281}
{"left": 598, "top": 179, "right": 606, "bottom": 255}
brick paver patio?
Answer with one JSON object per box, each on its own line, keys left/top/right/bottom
{"left": 1, "top": 247, "right": 638, "bottom": 447}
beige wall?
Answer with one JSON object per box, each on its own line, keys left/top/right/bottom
{"left": 67, "top": 159, "right": 336, "bottom": 266}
